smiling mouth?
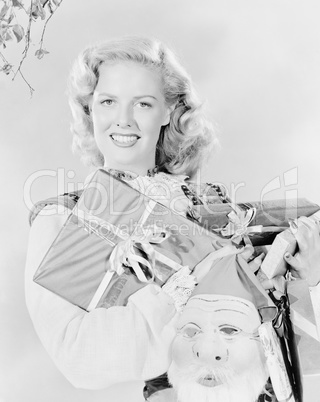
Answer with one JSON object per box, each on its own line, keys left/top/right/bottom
{"left": 110, "top": 134, "right": 140, "bottom": 144}
{"left": 197, "top": 375, "right": 223, "bottom": 388}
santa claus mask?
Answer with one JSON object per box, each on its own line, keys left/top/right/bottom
{"left": 168, "top": 294, "right": 269, "bottom": 402}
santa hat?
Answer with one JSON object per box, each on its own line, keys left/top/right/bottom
{"left": 191, "top": 253, "right": 276, "bottom": 323}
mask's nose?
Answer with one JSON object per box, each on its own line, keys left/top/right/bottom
{"left": 192, "top": 335, "right": 228, "bottom": 365}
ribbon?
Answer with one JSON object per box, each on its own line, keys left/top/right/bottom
{"left": 109, "top": 224, "right": 170, "bottom": 283}
{"left": 75, "top": 201, "right": 184, "bottom": 311}
{"left": 290, "top": 309, "right": 319, "bottom": 341}
{"left": 220, "top": 205, "right": 284, "bottom": 245}
{"left": 221, "top": 205, "right": 257, "bottom": 244}
{"left": 286, "top": 280, "right": 320, "bottom": 341}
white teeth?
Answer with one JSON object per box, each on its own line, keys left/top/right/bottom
{"left": 112, "top": 135, "right": 138, "bottom": 143}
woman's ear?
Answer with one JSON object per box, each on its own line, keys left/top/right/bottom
{"left": 84, "top": 105, "right": 91, "bottom": 115}
{"left": 162, "top": 104, "right": 175, "bottom": 126}
{"left": 85, "top": 97, "right": 93, "bottom": 115}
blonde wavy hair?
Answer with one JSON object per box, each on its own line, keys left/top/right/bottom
{"left": 68, "top": 35, "right": 218, "bottom": 177}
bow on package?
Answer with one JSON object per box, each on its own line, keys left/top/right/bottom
{"left": 221, "top": 204, "right": 258, "bottom": 244}
{"left": 220, "top": 202, "right": 285, "bottom": 246}
{"left": 76, "top": 204, "right": 184, "bottom": 311}
{"left": 109, "top": 224, "right": 170, "bottom": 283}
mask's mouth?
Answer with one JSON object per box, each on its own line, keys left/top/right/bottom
{"left": 197, "top": 374, "right": 223, "bottom": 388}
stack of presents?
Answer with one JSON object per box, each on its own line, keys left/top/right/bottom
{"left": 33, "top": 169, "right": 320, "bottom": 401}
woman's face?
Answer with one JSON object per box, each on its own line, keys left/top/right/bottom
{"left": 90, "top": 61, "right": 171, "bottom": 174}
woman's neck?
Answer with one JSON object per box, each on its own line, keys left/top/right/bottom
{"left": 103, "top": 163, "right": 157, "bottom": 177}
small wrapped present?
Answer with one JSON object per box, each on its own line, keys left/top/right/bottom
{"left": 286, "top": 279, "right": 320, "bottom": 402}
{"left": 196, "top": 198, "right": 320, "bottom": 228}
{"left": 261, "top": 229, "right": 297, "bottom": 279}
{"left": 33, "top": 169, "right": 227, "bottom": 311}
{"left": 261, "top": 212, "right": 320, "bottom": 279}
{"left": 195, "top": 198, "right": 319, "bottom": 247}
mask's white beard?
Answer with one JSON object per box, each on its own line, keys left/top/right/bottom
{"left": 168, "top": 361, "right": 269, "bottom": 402}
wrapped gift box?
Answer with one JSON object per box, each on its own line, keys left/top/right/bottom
{"left": 195, "top": 198, "right": 320, "bottom": 229}
{"left": 194, "top": 198, "right": 319, "bottom": 247}
{"left": 261, "top": 229, "right": 297, "bottom": 279}
{"left": 286, "top": 279, "right": 320, "bottom": 402}
{"left": 33, "top": 169, "right": 227, "bottom": 311}
{"left": 261, "top": 212, "right": 320, "bottom": 279}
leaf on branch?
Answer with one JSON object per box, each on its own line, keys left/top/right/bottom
{"left": 0, "top": 4, "right": 9, "bottom": 20}
{"left": 35, "top": 48, "right": 49, "bottom": 59}
{"left": 47, "top": 1, "right": 53, "bottom": 14}
{"left": 50, "top": 0, "right": 60, "bottom": 6}
{"left": 7, "top": 12, "right": 14, "bottom": 24}
{"left": 31, "top": 0, "right": 46, "bottom": 20}
{"left": 0, "top": 63, "right": 13, "bottom": 75}
{"left": 12, "top": 24, "right": 24, "bottom": 42}
{"left": 12, "top": 0, "right": 23, "bottom": 9}
{"left": 0, "top": 34, "right": 6, "bottom": 48}
{"left": 2, "top": 28, "right": 13, "bottom": 41}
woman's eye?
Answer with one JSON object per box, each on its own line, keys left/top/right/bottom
{"left": 220, "top": 326, "right": 240, "bottom": 336}
{"left": 101, "top": 99, "right": 115, "bottom": 106}
{"left": 137, "top": 102, "right": 151, "bottom": 108}
{"left": 182, "top": 326, "right": 201, "bottom": 338}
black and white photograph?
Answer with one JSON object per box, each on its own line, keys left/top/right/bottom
{"left": 1, "top": 1, "right": 320, "bottom": 401}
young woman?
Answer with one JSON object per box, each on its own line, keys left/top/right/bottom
{"left": 25, "top": 35, "right": 219, "bottom": 390}
{"left": 25, "top": 35, "right": 320, "bottom": 400}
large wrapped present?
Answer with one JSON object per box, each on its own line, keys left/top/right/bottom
{"left": 286, "top": 279, "right": 320, "bottom": 402}
{"left": 33, "top": 169, "right": 229, "bottom": 311}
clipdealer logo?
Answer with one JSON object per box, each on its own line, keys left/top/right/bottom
{"left": 23, "top": 167, "right": 300, "bottom": 223}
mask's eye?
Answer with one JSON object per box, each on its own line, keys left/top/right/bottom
{"left": 180, "top": 325, "right": 201, "bottom": 338}
{"left": 219, "top": 326, "right": 240, "bottom": 336}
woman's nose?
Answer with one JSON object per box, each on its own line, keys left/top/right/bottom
{"left": 192, "top": 336, "right": 228, "bottom": 365}
{"left": 116, "top": 105, "right": 134, "bottom": 128}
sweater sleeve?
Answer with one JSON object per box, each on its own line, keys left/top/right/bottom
{"left": 25, "top": 206, "right": 178, "bottom": 389}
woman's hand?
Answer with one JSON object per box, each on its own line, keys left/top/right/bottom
{"left": 284, "top": 216, "right": 320, "bottom": 287}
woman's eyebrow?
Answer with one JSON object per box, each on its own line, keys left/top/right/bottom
{"left": 95, "top": 92, "right": 117, "bottom": 98}
{"left": 133, "top": 95, "right": 158, "bottom": 100}
{"left": 95, "top": 92, "right": 158, "bottom": 100}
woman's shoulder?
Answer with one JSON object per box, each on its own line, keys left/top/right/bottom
{"left": 153, "top": 172, "right": 228, "bottom": 206}
{"left": 185, "top": 180, "right": 228, "bottom": 206}
{"left": 29, "top": 190, "right": 83, "bottom": 226}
